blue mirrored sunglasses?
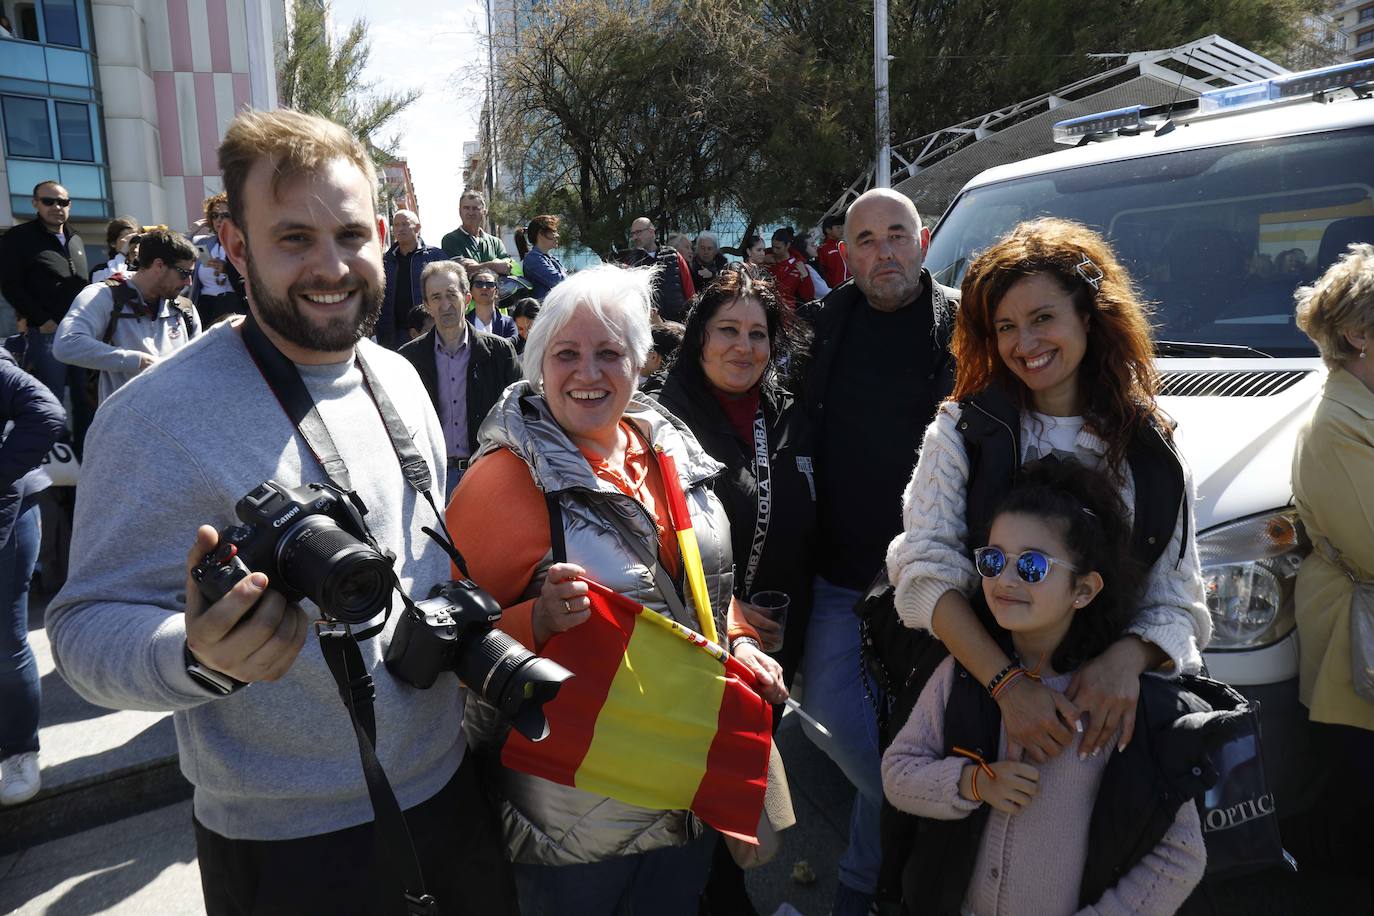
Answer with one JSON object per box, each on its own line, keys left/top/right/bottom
{"left": 973, "top": 547, "right": 1078, "bottom": 584}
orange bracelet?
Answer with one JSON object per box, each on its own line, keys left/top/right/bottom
{"left": 970, "top": 765, "right": 983, "bottom": 803}
{"left": 952, "top": 745, "right": 996, "bottom": 805}
{"left": 991, "top": 667, "right": 1027, "bottom": 700}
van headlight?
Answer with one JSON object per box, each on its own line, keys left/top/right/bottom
{"left": 1199, "top": 510, "right": 1306, "bottom": 651}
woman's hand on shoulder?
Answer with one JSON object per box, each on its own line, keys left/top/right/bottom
{"left": 996, "top": 676, "right": 1080, "bottom": 764}
{"left": 1066, "top": 636, "right": 1155, "bottom": 757}
{"left": 734, "top": 641, "right": 788, "bottom": 705}
{"left": 531, "top": 563, "right": 591, "bottom": 647}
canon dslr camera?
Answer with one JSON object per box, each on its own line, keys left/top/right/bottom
{"left": 386, "top": 581, "right": 572, "bottom": 742}
{"left": 191, "top": 480, "right": 394, "bottom": 625}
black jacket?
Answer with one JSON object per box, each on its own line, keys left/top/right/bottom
{"left": 0, "top": 218, "right": 89, "bottom": 325}
{"left": 619, "top": 247, "right": 691, "bottom": 321}
{"left": 398, "top": 327, "right": 521, "bottom": 455}
{"left": 904, "top": 666, "right": 1219, "bottom": 914}
{"left": 654, "top": 369, "right": 819, "bottom": 682}
{"left": 0, "top": 347, "right": 66, "bottom": 545}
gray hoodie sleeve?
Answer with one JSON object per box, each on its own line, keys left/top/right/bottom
{"left": 53, "top": 284, "right": 145, "bottom": 374}
{"left": 45, "top": 399, "right": 223, "bottom": 711}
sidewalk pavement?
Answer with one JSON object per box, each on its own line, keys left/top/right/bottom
{"left": 1, "top": 591, "right": 857, "bottom": 915}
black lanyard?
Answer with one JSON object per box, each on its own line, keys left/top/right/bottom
{"left": 741, "top": 407, "right": 772, "bottom": 597}
{"left": 239, "top": 313, "right": 440, "bottom": 915}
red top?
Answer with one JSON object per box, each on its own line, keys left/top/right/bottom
{"left": 817, "top": 238, "right": 851, "bottom": 288}
{"left": 768, "top": 255, "right": 816, "bottom": 308}
{"left": 711, "top": 384, "right": 760, "bottom": 445}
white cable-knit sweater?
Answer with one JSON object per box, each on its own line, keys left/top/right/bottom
{"left": 884, "top": 402, "right": 1211, "bottom": 675}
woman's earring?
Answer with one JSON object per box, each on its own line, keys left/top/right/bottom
{"left": 1361, "top": 347, "right": 1367, "bottom": 360}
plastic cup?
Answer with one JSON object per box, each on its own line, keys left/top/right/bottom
{"left": 749, "top": 590, "right": 790, "bottom": 654}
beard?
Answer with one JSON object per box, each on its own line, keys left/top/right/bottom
{"left": 245, "top": 257, "right": 382, "bottom": 353}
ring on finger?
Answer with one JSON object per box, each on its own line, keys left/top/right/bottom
{"left": 562, "top": 598, "right": 571, "bottom": 613}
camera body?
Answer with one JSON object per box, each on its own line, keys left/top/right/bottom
{"left": 191, "top": 480, "right": 395, "bottom": 626}
{"left": 386, "top": 581, "right": 572, "bottom": 742}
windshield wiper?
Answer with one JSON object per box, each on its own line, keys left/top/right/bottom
{"left": 1155, "top": 340, "right": 1273, "bottom": 358}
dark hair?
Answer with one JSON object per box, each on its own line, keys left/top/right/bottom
{"left": 137, "top": 228, "right": 198, "bottom": 269}
{"left": 651, "top": 321, "right": 685, "bottom": 359}
{"left": 821, "top": 214, "right": 844, "bottom": 232}
{"left": 770, "top": 226, "right": 794, "bottom": 247}
{"left": 106, "top": 216, "right": 140, "bottom": 249}
{"left": 32, "top": 180, "right": 62, "bottom": 197}
{"left": 741, "top": 233, "right": 764, "bottom": 253}
{"left": 671, "top": 263, "right": 794, "bottom": 389}
{"left": 952, "top": 218, "right": 1165, "bottom": 475}
{"left": 511, "top": 297, "right": 541, "bottom": 322}
{"left": 527, "top": 214, "right": 559, "bottom": 243}
{"left": 513, "top": 228, "right": 530, "bottom": 259}
{"left": 989, "top": 457, "right": 1145, "bottom": 673}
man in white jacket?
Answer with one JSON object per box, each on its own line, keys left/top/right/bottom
{"left": 54, "top": 227, "right": 201, "bottom": 403}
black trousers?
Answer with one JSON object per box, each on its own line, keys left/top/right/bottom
{"left": 194, "top": 753, "right": 518, "bottom": 916}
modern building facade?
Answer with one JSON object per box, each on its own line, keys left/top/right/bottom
{"left": 1, "top": 0, "right": 285, "bottom": 242}
{"left": 1332, "top": 0, "right": 1374, "bottom": 60}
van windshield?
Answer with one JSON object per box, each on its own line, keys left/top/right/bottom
{"left": 926, "top": 127, "right": 1374, "bottom": 357}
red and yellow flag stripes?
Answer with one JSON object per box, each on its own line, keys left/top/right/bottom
{"left": 500, "top": 579, "right": 773, "bottom": 841}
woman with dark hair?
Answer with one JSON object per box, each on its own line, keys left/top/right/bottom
{"left": 90, "top": 216, "right": 139, "bottom": 282}
{"left": 521, "top": 215, "right": 567, "bottom": 301}
{"left": 654, "top": 263, "right": 817, "bottom": 916}
{"left": 510, "top": 297, "right": 541, "bottom": 354}
{"left": 886, "top": 218, "right": 1210, "bottom": 767}
{"left": 741, "top": 234, "right": 767, "bottom": 267}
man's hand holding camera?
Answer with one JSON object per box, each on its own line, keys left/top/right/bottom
{"left": 184, "top": 525, "right": 309, "bottom": 683}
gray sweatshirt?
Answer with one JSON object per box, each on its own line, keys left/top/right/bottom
{"left": 54, "top": 279, "right": 202, "bottom": 403}
{"left": 45, "top": 322, "right": 464, "bottom": 841}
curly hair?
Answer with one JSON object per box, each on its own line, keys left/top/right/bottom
{"left": 990, "top": 457, "right": 1146, "bottom": 674}
{"left": 951, "top": 218, "right": 1164, "bottom": 474}
{"left": 671, "top": 263, "right": 795, "bottom": 390}
{"left": 1295, "top": 242, "right": 1374, "bottom": 368}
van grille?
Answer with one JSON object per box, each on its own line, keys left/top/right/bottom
{"left": 1158, "top": 370, "right": 1311, "bottom": 398}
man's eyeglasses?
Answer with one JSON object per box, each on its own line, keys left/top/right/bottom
{"left": 171, "top": 265, "right": 196, "bottom": 280}
{"left": 38, "top": 196, "right": 71, "bottom": 208}
{"left": 973, "top": 547, "right": 1078, "bottom": 584}
{"left": 471, "top": 280, "right": 498, "bottom": 289}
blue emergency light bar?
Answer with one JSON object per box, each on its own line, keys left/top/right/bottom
{"left": 1053, "top": 59, "right": 1374, "bottom": 145}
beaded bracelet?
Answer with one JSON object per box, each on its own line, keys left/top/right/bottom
{"left": 986, "top": 662, "right": 1026, "bottom": 698}
{"left": 990, "top": 667, "right": 1028, "bottom": 700}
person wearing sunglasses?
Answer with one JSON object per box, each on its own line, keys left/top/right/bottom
{"left": 882, "top": 458, "right": 1207, "bottom": 916}
{"left": 467, "top": 267, "right": 518, "bottom": 340}
{"left": 0, "top": 180, "right": 92, "bottom": 448}
{"left": 54, "top": 228, "right": 201, "bottom": 403}
{"left": 189, "top": 192, "right": 248, "bottom": 327}
{"left": 885, "top": 217, "right": 1209, "bottom": 773}
{"left": 521, "top": 214, "right": 568, "bottom": 303}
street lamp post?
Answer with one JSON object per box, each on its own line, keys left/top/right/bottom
{"left": 874, "top": 0, "right": 891, "bottom": 188}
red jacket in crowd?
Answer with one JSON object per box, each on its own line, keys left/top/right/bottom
{"left": 770, "top": 253, "right": 816, "bottom": 308}
{"left": 817, "top": 238, "right": 850, "bottom": 289}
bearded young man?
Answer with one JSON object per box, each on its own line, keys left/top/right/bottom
{"left": 44, "top": 109, "right": 517, "bottom": 915}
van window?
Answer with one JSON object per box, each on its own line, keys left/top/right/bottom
{"left": 927, "top": 127, "right": 1374, "bottom": 357}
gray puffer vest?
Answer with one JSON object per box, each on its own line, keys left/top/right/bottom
{"left": 466, "top": 381, "right": 735, "bottom": 865}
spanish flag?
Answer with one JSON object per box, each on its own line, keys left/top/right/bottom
{"left": 500, "top": 579, "right": 773, "bottom": 841}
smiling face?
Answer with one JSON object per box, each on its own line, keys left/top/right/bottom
{"left": 846, "top": 194, "right": 929, "bottom": 311}
{"left": 993, "top": 272, "right": 1089, "bottom": 417}
{"left": 701, "top": 297, "right": 769, "bottom": 395}
{"left": 222, "top": 156, "right": 384, "bottom": 364}
{"left": 981, "top": 512, "right": 1085, "bottom": 646}
{"left": 746, "top": 239, "right": 767, "bottom": 265}
{"left": 542, "top": 306, "right": 637, "bottom": 453}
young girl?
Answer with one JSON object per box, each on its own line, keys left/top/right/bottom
{"left": 881, "top": 459, "right": 1207, "bottom": 916}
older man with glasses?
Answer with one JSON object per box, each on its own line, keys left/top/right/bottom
{"left": 0, "top": 180, "right": 93, "bottom": 451}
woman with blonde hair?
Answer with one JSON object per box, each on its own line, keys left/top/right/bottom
{"left": 1290, "top": 242, "right": 1374, "bottom": 889}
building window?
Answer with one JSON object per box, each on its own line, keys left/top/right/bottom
{"left": 0, "top": 94, "right": 52, "bottom": 158}
{"left": 1362, "top": 7, "right": 1374, "bottom": 23}
{"left": 54, "top": 101, "right": 92, "bottom": 161}
{"left": 1360, "top": 29, "right": 1374, "bottom": 47}
{"left": 39, "top": 0, "right": 81, "bottom": 47}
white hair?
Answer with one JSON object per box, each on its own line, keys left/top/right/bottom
{"left": 521, "top": 263, "right": 655, "bottom": 392}
{"left": 696, "top": 231, "right": 718, "bottom": 245}
{"left": 843, "top": 188, "right": 924, "bottom": 242}
{"left": 392, "top": 208, "right": 418, "bottom": 223}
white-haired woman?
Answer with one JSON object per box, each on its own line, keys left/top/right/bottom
{"left": 446, "top": 264, "right": 785, "bottom": 916}
{"left": 1290, "top": 242, "right": 1374, "bottom": 886}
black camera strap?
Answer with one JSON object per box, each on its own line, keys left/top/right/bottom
{"left": 239, "top": 313, "right": 440, "bottom": 916}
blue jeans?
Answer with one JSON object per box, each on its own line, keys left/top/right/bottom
{"left": 513, "top": 831, "right": 714, "bottom": 916}
{"left": 0, "top": 500, "right": 42, "bottom": 757}
{"left": 801, "top": 575, "right": 883, "bottom": 897}
{"left": 26, "top": 328, "right": 90, "bottom": 456}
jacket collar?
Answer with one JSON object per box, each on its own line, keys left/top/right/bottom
{"left": 1324, "top": 366, "right": 1374, "bottom": 421}
{"left": 385, "top": 236, "right": 431, "bottom": 258}
{"left": 477, "top": 381, "right": 724, "bottom": 496}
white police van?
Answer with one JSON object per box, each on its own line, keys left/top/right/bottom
{"left": 924, "top": 59, "right": 1374, "bottom": 814}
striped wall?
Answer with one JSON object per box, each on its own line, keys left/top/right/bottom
{"left": 140, "top": 0, "right": 279, "bottom": 231}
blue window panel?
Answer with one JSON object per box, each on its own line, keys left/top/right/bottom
{"left": 56, "top": 162, "right": 101, "bottom": 198}
{"left": 40, "top": 0, "right": 82, "bottom": 48}
{"left": 47, "top": 82, "right": 95, "bottom": 102}
{"left": 54, "top": 100, "right": 90, "bottom": 160}
{"left": 0, "top": 41, "right": 46, "bottom": 82}
{"left": 45, "top": 48, "right": 90, "bottom": 87}
{"left": 6, "top": 159, "right": 58, "bottom": 197}
{"left": 69, "top": 197, "right": 107, "bottom": 219}
{"left": 0, "top": 94, "right": 52, "bottom": 158}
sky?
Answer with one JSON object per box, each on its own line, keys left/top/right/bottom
{"left": 328, "top": 0, "right": 488, "bottom": 239}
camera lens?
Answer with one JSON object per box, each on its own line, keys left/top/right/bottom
{"left": 454, "top": 629, "right": 571, "bottom": 742}
{"left": 276, "top": 516, "right": 393, "bottom": 624}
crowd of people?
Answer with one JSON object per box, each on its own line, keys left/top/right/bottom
{"left": 0, "top": 104, "right": 1370, "bottom": 916}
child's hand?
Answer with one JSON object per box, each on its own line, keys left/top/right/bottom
{"left": 976, "top": 761, "right": 1040, "bottom": 815}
